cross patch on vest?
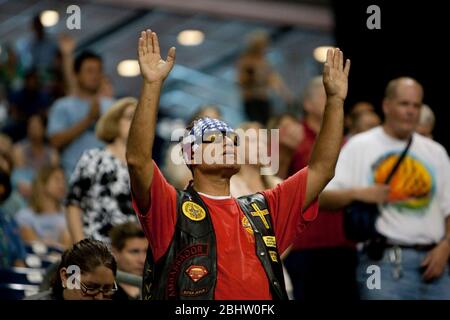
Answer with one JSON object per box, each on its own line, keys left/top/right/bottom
{"left": 250, "top": 203, "right": 270, "bottom": 229}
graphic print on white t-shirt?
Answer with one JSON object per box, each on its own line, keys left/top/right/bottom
{"left": 371, "top": 151, "right": 435, "bottom": 213}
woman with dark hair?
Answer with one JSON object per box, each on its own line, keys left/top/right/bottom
{"left": 26, "top": 238, "right": 117, "bottom": 300}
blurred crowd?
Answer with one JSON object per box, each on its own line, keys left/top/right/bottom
{"left": 0, "top": 15, "right": 448, "bottom": 301}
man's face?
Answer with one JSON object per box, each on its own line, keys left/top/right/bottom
{"left": 113, "top": 238, "right": 148, "bottom": 276}
{"left": 383, "top": 80, "right": 423, "bottom": 138}
{"left": 192, "top": 131, "right": 241, "bottom": 177}
{"left": 77, "top": 58, "right": 102, "bottom": 94}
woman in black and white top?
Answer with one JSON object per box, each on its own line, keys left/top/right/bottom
{"left": 65, "top": 97, "right": 137, "bottom": 243}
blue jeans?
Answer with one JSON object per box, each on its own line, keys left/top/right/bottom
{"left": 357, "top": 247, "right": 450, "bottom": 300}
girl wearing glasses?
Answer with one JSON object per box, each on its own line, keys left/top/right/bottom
{"left": 26, "top": 238, "right": 118, "bottom": 300}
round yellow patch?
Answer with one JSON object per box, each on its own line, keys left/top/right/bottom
{"left": 182, "top": 201, "right": 206, "bottom": 221}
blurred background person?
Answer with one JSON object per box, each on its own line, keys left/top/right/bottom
{"left": 65, "top": 97, "right": 137, "bottom": 243}
{"left": 2, "top": 69, "right": 51, "bottom": 142}
{"left": 0, "top": 45, "right": 24, "bottom": 96}
{"left": 11, "top": 114, "right": 59, "bottom": 204}
{"left": 26, "top": 238, "right": 117, "bottom": 300}
{"left": 320, "top": 77, "right": 450, "bottom": 300}
{"left": 15, "top": 165, "right": 69, "bottom": 249}
{"left": 46, "top": 51, "right": 114, "bottom": 178}
{"left": 231, "top": 121, "right": 281, "bottom": 197}
{"left": 110, "top": 222, "right": 148, "bottom": 300}
{"left": 0, "top": 166, "right": 26, "bottom": 268}
{"left": 237, "top": 30, "right": 292, "bottom": 125}
{"left": 12, "top": 114, "right": 59, "bottom": 172}
{"left": 284, "top": 76, "right": 359, "bottom": 301}
{"left": 416, "top": 104, "right": 435, "bottom": 139}
{"left": 15, "top": 15, "right": 59, "bottom": 87}
{"left": 349, "top": 109, "right": 381, "bottom": 136}
{"left": 288, "top": 76, "right": 325, "bottom": 176}
{"left": 0, "top": 141, "right": 28, "bottom": 219}
{"left": 344, "top": 101, "right": 380, "bottom": 141}
{"left": 344, "top": 101, "right": 374, "bottom": 134}
{"left": 266, "top": 113, "right": 303, "bottom": 180}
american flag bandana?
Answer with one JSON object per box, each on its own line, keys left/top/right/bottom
{"left": 181, "top": 117, "right": 234, "bottom": 163}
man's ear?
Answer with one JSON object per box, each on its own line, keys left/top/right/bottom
{"left": 60, "top": 268, "right": 68, "bottom": 288}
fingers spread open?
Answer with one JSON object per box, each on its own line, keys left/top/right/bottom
{"left": 152, "top": 32, "right": 160, "bottom": 55}
{"left": 140, "top": 31, "right": 147, "bottom": 54}
{"left": 146, "top": 29, "right": 152, "bottom": 53}
{"left": 344, "top": 59, "right": 351, "bottom": 76}
{"left": 333, "top": 48, "right": 340, "bottom": 70}
{"left": 338, "top": 50, "right": 344, "bottom": 71}
{"left": 326, "top": 49, "right": 334, "bottom": 68}
{"left": 138, "top": 37, "right": 145, "bottom": 57}
{"left": 323, "top": 62, "right": 330, "bottom": 79}
{"left": 167, "top": 47, "right": 176, "bottom": 64}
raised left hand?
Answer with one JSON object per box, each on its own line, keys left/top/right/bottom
{"left": 322, "top": 48, "right": 351, "bottom": 102}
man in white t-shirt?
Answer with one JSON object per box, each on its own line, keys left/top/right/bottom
{"left": 321, "top": 77, "right": 450, "bottom": 299}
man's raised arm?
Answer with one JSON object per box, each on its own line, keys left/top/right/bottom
{"left": 303, "top": 48, "right": 350, "bottom": 210}
{"left": 126, "top": 30, "right": 176, "bottom": 214}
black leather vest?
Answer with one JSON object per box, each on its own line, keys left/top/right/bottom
{"left": 142, "top": 185, "right": 288, "bottom": 300}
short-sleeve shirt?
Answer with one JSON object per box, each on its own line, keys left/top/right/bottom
{"left": 15, "top": 208, "right": 66, "bottom": 243}
{"left": 132, "top": 162, "right": 318, "bottom": 300}
{"left": 326, "top": 126, "right": 450, "bottom": 244}
{"left": 47, "top": 96, "right": 114, "bottom": 177}
{"left": 66, "top": 148, "right": 137, "bottom": 243}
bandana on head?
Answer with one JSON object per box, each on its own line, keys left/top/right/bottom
{"left": 181, "top": 117, "right": 234, "bottom": 163}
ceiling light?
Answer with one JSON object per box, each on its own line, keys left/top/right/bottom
{"left": 40, "top": 10, "right": 59, "bottom": 27}
{"left": 117, "top": 60, "right": 140, "bottom": 77}
{"left": 313, "top": 46, "right": 335, "bottom": 63}
{"left": 177, "top": 30, "right": 204, "bottom": 46}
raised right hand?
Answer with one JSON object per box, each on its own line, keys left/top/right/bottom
{"left": 138, "top": 29, "right": 176, "bottom": 84}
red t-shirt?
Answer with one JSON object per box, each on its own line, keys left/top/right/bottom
{"left": 132, "top": 161, "right": 318, "bottom": 300}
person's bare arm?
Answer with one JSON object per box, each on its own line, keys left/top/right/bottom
{"left": 319, "top": 185, "right": 390, "bottom": 210}
{"left": 126, "top": 30, "right": 176, "bottom": 215}
{"left": 49, "top": 98, "right": 99, "bottom": 149}
{"left": 303, "top": 49, "right": 350, "bottom": 211}
{"left": 421, "top": 216, "right": 450, "bottom": 280}
{"left": 19, "top": 226, "right": 39, "bottom": 243}
{"left": 59, "top": 229, "right": 72, "bottom": 249}
{"left": 66, "top": 205, "right": 85, "bottom": 243}
{"left": 59, "top": 34, "right": 77, "bottom": 95}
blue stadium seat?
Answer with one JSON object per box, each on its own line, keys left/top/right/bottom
{"left": 0, "top": 267, "right": 45, "bottom": 285}
{"left": 0, "top": 283, "right": 40, "bottom": 300}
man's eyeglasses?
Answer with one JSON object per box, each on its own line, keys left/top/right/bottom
{"left": 202, "top": 130, "right": 239, "bottom": 146}
{"left": 79, "top": 280, "right": 118, "bottom": 298}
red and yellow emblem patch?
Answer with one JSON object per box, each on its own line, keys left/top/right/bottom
{"left": 241, "top": 216, "right": 254, "bottom": 235}
{"left": 185, "top": 265, "right": 209, "bottom": 283}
